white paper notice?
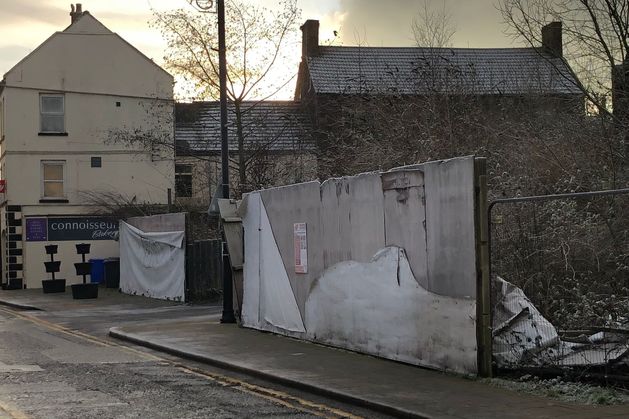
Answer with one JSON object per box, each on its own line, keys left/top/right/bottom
{"left": 294, "top": 223, "right": 308, "bottom": 274}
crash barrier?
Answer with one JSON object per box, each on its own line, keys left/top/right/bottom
{"left": 489, "top": 188, "right": 629, "bottom": 382}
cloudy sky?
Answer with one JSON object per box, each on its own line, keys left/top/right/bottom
{"left": 0, "top": 0, "right": 522, "bottom": 98}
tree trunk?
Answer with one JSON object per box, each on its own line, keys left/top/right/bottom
{"left": 234, "top": 100, "right": 246, "bottom": 195}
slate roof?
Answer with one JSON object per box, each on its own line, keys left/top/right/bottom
{"left": 175, "top": 101, "right": 315, "bottom": 155}
{"left": 305, "top": 46, "right": 582, "bottom": 96}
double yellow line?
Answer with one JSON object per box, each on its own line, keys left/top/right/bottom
{"left": 0, "top": 307, "right": 362, "bottom": 419}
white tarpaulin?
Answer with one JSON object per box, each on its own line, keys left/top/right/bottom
{"left": 493, "top": 276, "right": 629, "bottom": 367}
{"left": 119, "top": 221, "right": 186, "bottom": 301}
{"left": 241, "top": 193, "right": 305, "bottom": 333}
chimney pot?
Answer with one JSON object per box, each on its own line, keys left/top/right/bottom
{"left": 70, "top": 3, "right": 83, "bottom": 24}
{"left": 542, "top": 21, "right": 562, "bottom": 57}
{"left": 300, "top": 20, "right": 320, "bottom": 58}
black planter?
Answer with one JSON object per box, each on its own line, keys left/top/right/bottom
{"left": 75, "top": 243, "right": 91, "bottom": 255}
{"left": 3, "top": 278, "right": 23, "bottom": 290}
{"left": 44, "top": 261, "right": 62, "bottom": 273}
{"left": 71, "top": 283, "right": 98, "bottom": 299}
{"left": 45, "top": 245, "right": 58, "bottom": 255}
{"left": 42, "top": 279, "right": 66, "bottom": 293}
{"left": 74, "top": 262, "right": 92, "bottom": 276}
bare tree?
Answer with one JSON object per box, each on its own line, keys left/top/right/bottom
{"left": 411, "top": 0, "right": 456, "bottom": 48}
{"left": 500, "top": 0, "right": 629, "bottom": 116}
{"left": 152, "top": 0, "right": 301, "bottom": 193}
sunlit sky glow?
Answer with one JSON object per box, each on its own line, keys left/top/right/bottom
{"left": 0, "top": 0, "right": 522, "bottom": 99}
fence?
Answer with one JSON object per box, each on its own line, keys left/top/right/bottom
{"left": 186, "top": 239, "right": 222, "bottom": 301}
{"left": 488, "top": 188, "right": 629, "bottom": 383}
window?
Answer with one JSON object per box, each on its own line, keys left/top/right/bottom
{"left": 175, "top": 164, "right": 192, "bottom": 198}
{"left": 40, "top": 94, "right": 65, "bottom": 133}
{"left": 91, "top": 157, "right": 102, "bottom": 168}
{"left": 41, "top": 161, "right": 65, "bottom": 198}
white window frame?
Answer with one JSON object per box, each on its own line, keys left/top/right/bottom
{"left": 39, "top": 94, "right": 65, "bottom": 134}
{"left": 41, "top": 160, "right": 66, "bottom": 199}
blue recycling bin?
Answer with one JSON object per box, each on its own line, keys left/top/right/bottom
{"left": 89, "top": 259, "right": 105, "bottom": 284}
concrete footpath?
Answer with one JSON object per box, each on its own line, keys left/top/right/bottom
{"left": 2, "top": 288, "right": 629, "bottom": 419}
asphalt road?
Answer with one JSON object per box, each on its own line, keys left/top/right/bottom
{"left": 0, "top": 304, "right": 387, "bottom": 419}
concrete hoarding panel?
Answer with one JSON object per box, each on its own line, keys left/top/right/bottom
{"left": 320, "top": 173, "right": 385, "bottom": 268}
{"left": 126, "top": 213, "right": 186, "bottom": 233}
{"left": 305, "top": 247, "right": 477, "bottom": 374}
{"left": 241, "top": 193, "right": 262, "bottom": 327}
{"left": 241, "top": 157, "right": 479, "bottom": 374}
{"left": 320, "top": 178, "right": 352, "bottom": 268}
{"left": 259, "top": 181, "right": 322, "bottom": 319}
{"left": 346, "top": 173, "right": 386, "bottom": 262}
{"left": 382, "top": 170, "right": 428, "bottom": 288}
{"left": 424, "top": 157, "right": 477, "bottom": 298}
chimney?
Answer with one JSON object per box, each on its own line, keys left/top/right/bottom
{"left": 70, "top": 3, "right": 83, "bottom": 24}
{"left": 300, "top": 20, "right": 320, "bottom": 58}
{"left": 612, "top": 60, "right": 629, "bottom": 122}
{"left": 542, "top": 21, "right": 562, "bottom": 57}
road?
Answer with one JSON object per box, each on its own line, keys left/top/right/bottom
{"left": 0, "top": 305, "right": 383, "bottom": 419}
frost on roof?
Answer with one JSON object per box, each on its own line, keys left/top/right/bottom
{"left": 307, "top": 47, "right": 582, "bottom": 96}
{"left": 175, "top": 101, "right": 315, "bottom": 155}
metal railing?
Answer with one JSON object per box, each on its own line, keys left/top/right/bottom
{"left": 488, "top": 188, "right": 629, "bottom": 381}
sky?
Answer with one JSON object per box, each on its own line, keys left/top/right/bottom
{"left": 0, "top": 0, "right": 523, "bottom": 98}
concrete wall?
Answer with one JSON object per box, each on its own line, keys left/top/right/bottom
{"left": 126, "top": 213, "right": 186, "bottom": 233}
{"left": 241, "top": 156, "right": 480, "bottom": 374}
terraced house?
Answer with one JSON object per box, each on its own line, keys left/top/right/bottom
{"left": 0, "top": 4, "right": 174, "bottom": 289}
{"left": 294, "top": 20, "right": 584, "bottom": 177}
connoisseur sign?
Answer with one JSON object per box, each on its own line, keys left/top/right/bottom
{"left": 25, "top": 217, "right": 118, "bottom": 241}
{"left": 294, "top": 222, "right": 308, "bottom": 274}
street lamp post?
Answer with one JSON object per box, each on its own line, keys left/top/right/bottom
{"left": 187, "top": 0, "right": 235, "bottom": 324}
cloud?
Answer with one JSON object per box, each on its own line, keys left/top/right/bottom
{"left": 0, "top": 45, "right": 34, "bottom": 76}
{"left": 0, "top": 0, "right": 66, "bottom": 26}
{"left": 335, "top": 0, "right": 419, "bottom": 46}
{"left": 331, "top": 0, "right": 510, "bottom": 48}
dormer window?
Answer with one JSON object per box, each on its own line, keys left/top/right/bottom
{"left": 40, "top": 94, "right": 65, "bottom": 134}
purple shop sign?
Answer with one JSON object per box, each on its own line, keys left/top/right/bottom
{"left": 26, "top": 218, "right": 48, "bottom": 242}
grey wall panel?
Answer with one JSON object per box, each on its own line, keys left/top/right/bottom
{"left": 320, "top": 177, "right": 352, "bottom": 268}
{"left": 259, "top": 182, "right": 322, "bottom": 319}
{"left": 347, "top": 172, "right": 386, "bottom": 262}
{"left": 424, "top": 157, "right": 477, "bottom": 298}
{"left": 126, "top": 213, "right": 186, "bottom": 233}
{"left": 382, "top": 170, "right": 428, "bottom": 288}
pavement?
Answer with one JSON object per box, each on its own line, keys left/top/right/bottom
{"left": 2, "top": 287, "right": 629, "bottom": 419}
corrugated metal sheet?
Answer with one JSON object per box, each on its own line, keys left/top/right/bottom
{"left": 175, "top": 101, "right": 315, "bottom": 155}
{"left": 307, "top": 46, "right": 582, "bottom": 96}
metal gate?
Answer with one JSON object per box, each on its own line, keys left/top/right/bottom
{"left": 488, "top": 188, "right": 629, "bottom": 382}
{"left": 186, "top": 239, "right": 222, "bottom": 301}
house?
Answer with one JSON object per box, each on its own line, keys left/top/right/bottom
{"left": 294, "top": 20, "right": 585, "bottom": 176}
{"left": 175, "top": 100, "right": 316, "bottom": 203}
{"left": 0, "top": 4, "right": 174, "bottom": 289}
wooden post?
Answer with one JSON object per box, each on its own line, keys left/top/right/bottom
{"left": 474, "top": 157, "right": 492, "bottom": 377}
